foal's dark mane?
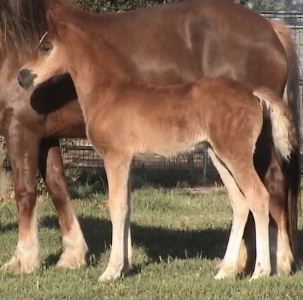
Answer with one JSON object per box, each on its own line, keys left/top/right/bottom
{"left": 0, "top": 0, "right": 47, "bottom": 61}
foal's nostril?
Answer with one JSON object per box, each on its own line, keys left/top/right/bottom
{"left": 18, "top": 68, "right": 37, "bottom": 89}
{"left": 18, "top": 68, "right": 30, "bottom": 85}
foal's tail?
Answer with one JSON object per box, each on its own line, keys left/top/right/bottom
{"left": 253, "top": 88, "right": 298, "bottom": 160}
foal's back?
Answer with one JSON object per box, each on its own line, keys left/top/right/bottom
{"left": 88, "top": 78, "right": 262, "bottom": 157}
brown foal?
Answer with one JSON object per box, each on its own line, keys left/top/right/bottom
{"left": 18, "top": 19, "right": 296, "bottom": 280}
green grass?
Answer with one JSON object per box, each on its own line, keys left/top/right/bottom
{"left": 0, "top": 187, "right": 303, "bottom": 299}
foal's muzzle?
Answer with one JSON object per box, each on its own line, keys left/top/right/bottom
{"left": 18, "top": 69, "right": 37, "bottom": 90}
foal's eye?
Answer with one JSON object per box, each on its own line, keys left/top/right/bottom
{"left": 39, "top": 42, "right": 53, "bottom": 55}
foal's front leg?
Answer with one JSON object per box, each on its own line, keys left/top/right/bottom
{"left": 99, "top": 151, "right": 132, "bottom": 282}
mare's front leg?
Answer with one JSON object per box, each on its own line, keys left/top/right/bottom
{"left": 38, "top": 138, "right": 88, "bottom": 268}
{"left": 2, "top": 127, "right": 41, "bottom": 273}
{"left": 99, "top": 151, "right": 132, "bottom": 282}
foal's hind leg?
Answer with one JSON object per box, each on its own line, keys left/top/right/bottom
{"left": 2, "top": 129, "right": 40, "bottom": 273}
{"left": 208, "top": 149, "right": 249, "bottom": 279}
{"left": 38, "top": 138, "right": 88, "bottom": 269}
{"left": 99, "top": 151, "right": 132, "bottom": 282}
{"left": 229, "top": 162, "right": 271, "bottom": 279}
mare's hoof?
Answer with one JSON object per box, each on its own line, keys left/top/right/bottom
{"left": 2, "top": 253, "right": 39, "bottom": 274}
{"left": 56, "top": 252, "right": 87, "bottom": 269}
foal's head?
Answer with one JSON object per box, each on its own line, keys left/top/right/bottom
{"left": 17, "top": 28, "right": 68, "bottom": 90}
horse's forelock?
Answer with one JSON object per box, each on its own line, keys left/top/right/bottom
{"left": 0, "top": 0, "right": 48, "bottom": 62}
{"left": 39, "top": 31, "right": 49, "bottom": 45}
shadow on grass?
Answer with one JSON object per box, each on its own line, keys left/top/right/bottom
{"left": 296, "top": 230, "right": 303, "bottom": 271}
{"left": 39, "top": 215, "right": 229, "bottom": 268}
{"left": 0, "top": 223, "right": 17, "bottom": 232}
{"left": 67, "top": 166, "right": 221, "bottom": 199}
{"left": 2, "top": 216, "right": 303, "bottom": 275}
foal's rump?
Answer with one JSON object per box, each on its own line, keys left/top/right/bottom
{"left": 201, "top": 79, "right": 296, "bottom": 167}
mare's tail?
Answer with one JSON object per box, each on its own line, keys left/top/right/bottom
{"left": 271, "top": 22, "right": 300, "bottom": 122}
{"left": 271, "top": 21, "right": 301, "bottom": 259}
{"left": 253, "top": 87, "right": 297, "bottom": 160}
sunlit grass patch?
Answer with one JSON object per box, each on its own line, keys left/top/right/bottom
{"left": 0, "top": 187, "right": 302, "bottom": 299}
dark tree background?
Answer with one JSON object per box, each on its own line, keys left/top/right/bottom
{"left": 71, "top": 0, "right": 300, "bottom": 12}
{"left": 71, "top": 0, "right": 172, "bottom": 12}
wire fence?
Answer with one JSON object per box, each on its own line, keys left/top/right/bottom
{"left": 62, "top": 11, "right": 303, "bottom": 172}
{"left": 63, "top": 140, "right": 210, "bottom": 170}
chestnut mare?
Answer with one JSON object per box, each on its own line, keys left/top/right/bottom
{"left": 19, "top": 16, "right": 297, "bottom": 280}
{"left": 1, "top": 0, "right": 300, "bottom": 276}
{"left": 0, "top": 0, "right": 88, "bottom": 272}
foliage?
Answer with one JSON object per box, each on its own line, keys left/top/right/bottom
{"left": 65, "top": 165, "right": 221, "bottom": 199}
{"left": 1, "top": 153, "right": 11, "bottom": 171}
{"left": 60, "top": 138, "right": 75, "bottom": 153}
{"left": 248, "top": 0, "right": 287, "bottom": 10}
{"left": 70, "top": 0, "right": 174, "bottom": 12}
{"left": 36, "top": 176, "right": 47, "bottom": 195}
{"left": 0, "top": 139, "right": 11, "bottom": 171}
{"left": 66, "top": 167, "right": 107, "bottom": 198}
{"left": 72, "top": 0, "right": 292, "bottom": 12}
{"left": 234, "top": 0, "right": 287, "bottom": 10}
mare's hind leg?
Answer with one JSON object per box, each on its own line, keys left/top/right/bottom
{"left": 2, "top": 128, "right": 40, "bottom": 273}
{"left": 99, "top": 151, "right": 132, "bottom": 282}
{"left": 208, "top": 149, "right": 249, "bottom": 279}
{"left": 38, "top": 138, "right": 88, "bottom": 268}
{"left": 254, "top": 124, "right": 294, "bottom": 275}
{"left": 264, "top": 154, "right": 293, "bottom": 275}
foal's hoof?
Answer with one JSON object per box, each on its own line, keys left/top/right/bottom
{"left": 250, "top": 268, "right": 271, "bottom": 280}
{"left": 2, "top": 254, "right": 39, "bottom": 274}
{"left": 98, "top": 266, "right": 123, "bottom": 282}
{"left": 214, "top": 266, "right": 237, "bottom": 280}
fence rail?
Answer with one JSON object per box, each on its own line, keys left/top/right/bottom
{"left": 63, "top": 141, "right": 210, "bottom": 169}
